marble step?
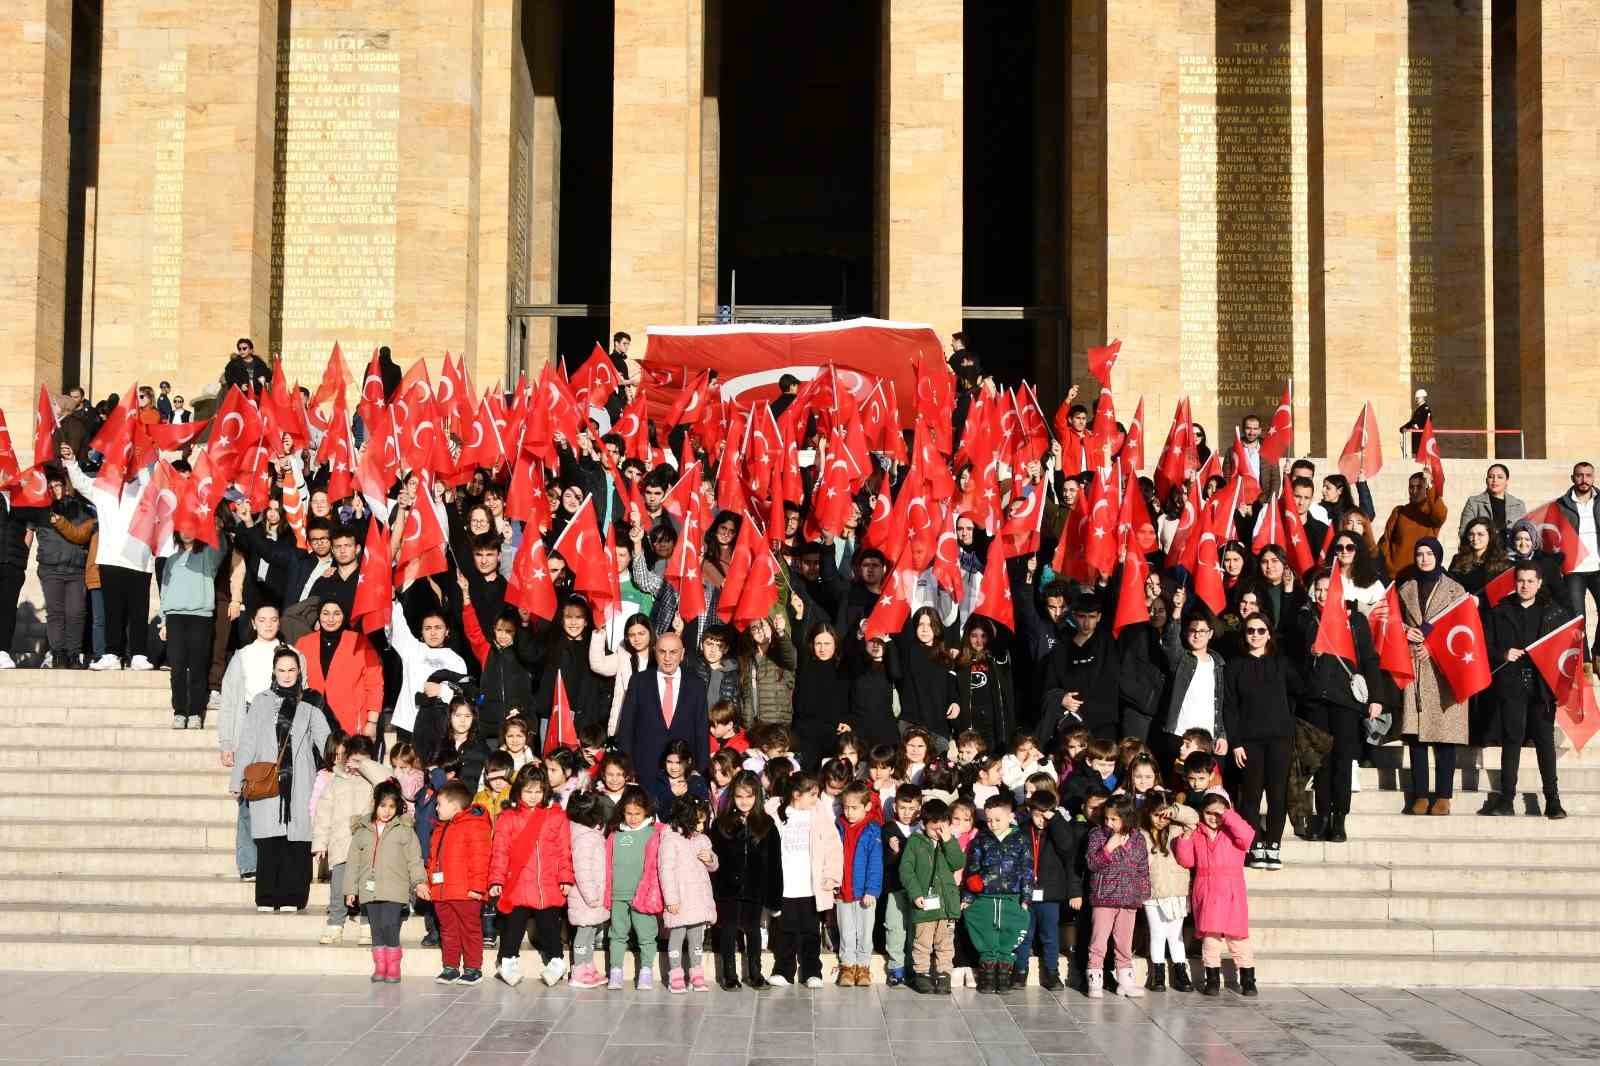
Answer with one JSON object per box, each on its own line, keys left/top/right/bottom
{"left": 1250, "top": 889, "right": 1600, "bottom": 925}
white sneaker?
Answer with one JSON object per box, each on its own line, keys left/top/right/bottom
{"left": 541, "top": 957, "right": 568, "bottom": 986}
{"left": 804, "top": 976, "right": 824, "bottom": 989}
{"left": 207, "top": 689, "right": 222, "bottom": 709}
{"left": 172, "top": 715, "right": 187, "bottom": 730}
{"left": 129, "top": 655, "right": 155, "bottom": 671}
{"left": 319, "top": 925, "right": 343, "bottom": 945}
{"left": 2, "top": 652, "right": 23, "bottom": 669}
{"left": 257, "top": 905, "right": 274, "bottom": 913}
{"left": 89, "top": 654, "right": 121, "bottom": 671}
{"left": 498, "top": 957, "right": 524, "bottom": 987}
{"left": 1087, "top": 970, "right": 1104, "bottom": 999}
{"left": 766, "top": 975, "right": 790, "bottom": 987}
{"left": 276, "top": 906, "right": 298, "bottom": 913}
{"left": 356, "top": 925, "right": 371, "bottom": 946}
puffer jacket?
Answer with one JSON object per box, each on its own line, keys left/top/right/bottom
{"left": 310, "top": 759, "right": 390, "bottom": 865}
{"left": 488, "top": 802, "right": 574, "bottom": 911}
{"left": 22, "top": 495, "right": 94, "bottom": 577}
{"left": 425, "top": 804, "right": 493, "bottom": 902}
{"left": 1144, "top": 805, "right": 1199, "bottom": 901}
{"left": 743, "top": 632, "right": 798, "bottom": 726}
{"left": 689, "top": 654, "right": 743, "bottom": 724}
{"left": 961, "top": 826, "right": 1035, "bottom": 901}
{"left": 345, "top": 814, "right": 427, "bottom": 905}
{"left": 898, "top": 831, "right": 965, "bottom": 922}
{"left": 658, "top": 828, "right": 719, "bottom": 929}
{"left": 1085, "top": 824, "right": 1151, "bottom": 908}
{"left": 567, "top": 821, "right": 610, "bottom": 926}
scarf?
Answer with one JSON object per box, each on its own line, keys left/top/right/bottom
{"left": 270, "top": 681, "right": 300, "bottom": 826}
{"left": 839, "top": 816, "right": 873, "bottom": 901}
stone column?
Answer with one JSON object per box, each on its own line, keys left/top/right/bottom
{"left": 609, "top": 0, "right": 707, "bottom": 356}
{"left": 0, "top": 0, "right": 72, "bottom": 420}
{"left": 524, "top": 0, "right": 562, "bottom": 373}
{"left": 876, "top": 0, "right": 962, "bottom": 341}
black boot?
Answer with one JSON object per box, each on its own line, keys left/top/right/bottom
{"left": 1238, "top": 967, "right": 1258, "bottom": 997}
{"left": 1039, "top": 969, "right": 1063, "bottom": 991}
{"left": 1170, "top": 962, "right": 1194, "bottom": 992}
{"left": 1145, "top": 961, "right": 1166, "bottom": 991}
{"left": 1008, "top": 967, "right": 1027, "bottom": 990}
{"left": 718, "top": 947, "right": 740, "bottom": 990}
{"left": 1546, "top": 796, "right": 1568, "bottom": 820}
{"left": 1201, "top": 966, "right": 1222, "bottom": 996}
{"left": 741, "top": 930, "right": 766, "bottom": 988}
{"left": 910, "top": 971, "right": 934, "bottom": 994}
{"left": 933, "top": 971, "right": 951, "bottom": 995}
{"left": 1300, "top": 814, "right": 1323, "bottom": 841}
{"left": 974, "top": 962, "right": 994, "bottom": 994}
{"left": 1325, "top": 812, "right": 1348, "bottom": 843}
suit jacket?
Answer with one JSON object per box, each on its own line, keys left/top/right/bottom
{"left": 294, "top": 629, "right": 385, "bottom": 736}
{"left": 616, "top": 667, "right": 710, "bottom": 788}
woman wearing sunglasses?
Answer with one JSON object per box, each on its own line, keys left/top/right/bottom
{"left": 1222, "top": 617, "right": 1301, "bottom": 870}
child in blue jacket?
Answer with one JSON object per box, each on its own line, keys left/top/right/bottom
{"left": 834, "top": 781, "right": 884, "bottom": 986}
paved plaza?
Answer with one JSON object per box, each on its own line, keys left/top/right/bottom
{"left": 3, "top": 971, "right": 1597, "bottom": 1066}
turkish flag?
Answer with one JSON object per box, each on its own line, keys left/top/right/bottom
{"left": 913, "top": 352, "right": 956, "bottom": 457}
{"left": 863, "top": 469, "right": 913, "bottom": 555}
{"left": 1050, "top": 489, "right": 1088, "bottom": 582}
{"left": 1119, "top": 395, "right": 1146, "bottom": 478}
{"left": 1312, "top": 564, "right": 1358, "bottom": 662}
{"left": 1117, "top": 469, "right": 1157, "bottom": 558}
{"left": 207, "top": 386, "right": 261, "bottom": 487}
{"left": 1087, "top": 339, "right": 1122, "bottom": 388}
{"left": 1277, "top": 491, "right": 1317, "bottom": 576}
{"left": 395, "top": 475, "right": 448, "bottom": 575}
{"left": 456, "top": 391, "right": 507, "bottom": 473}
{"left": 1164, "top": 479, "right": 1203, "bottom": 575}
{"left": 147, "top": 419, "right": 210, "bottom": 452}
{"left": 1337, "top": 402, "right": 1383, "bottom": 484}
{"left": 314, "top": 392, "right": 357, "bottom": 503}
{"left": 663, "top": 369, "right": 712, "bottom": 428}
{"left": 1081, "top": 472, "right": 1120, "bottom": 578}
{"left": 714, "top": 444, "right": 747, "bottom": 518}
{"left": 1417, "top": 416, "right": 1445, "bottom": 496}
{"left": 90, "top": 387, "right": 140, "bottom": 490}
{"left": 1260, "top": 381, "right": 1293, "bottom": 466}
{"left": 312, "top": 341, "right": 354, "bottom": 409}
{"left": 811, "top": 445, "right": 855, "bottom": 540}
{"left": 1192, "top": 531, "right": 1226, "bottom": 615}
{"left": 571, "top": 343, "right": 622, "bottom": 412}
{"left": 394, "top": 361, "right": 441, "bottom": 477}
{"left": 264, "top": 358, "right": 310, "bottom": 451}
{"left": 1000, "top": 483, "right": 1046, "bottom": 560}
{"left": 970, "top": 536, "right": 1015, "bottom": 632}
{"left": 1252, "top": 493, "right": 1283, "bottom": 557}
{"left": 1113, "top": 550, "right": 1150, "bottom": 637}
{"left": 863, "top": 547, "right": 918, "bottom": 640}
{"left": 1153, "top": 397, "right": 1197, "bottom": 502}
{"left": 1228, "top": 433, "right": 1261, "bottom": 506}
{"left": 34, "top": 385, "right": 59, "bottom": 466}
{"left": 1015, "top": 383, "right": 1052, "bottom": 464}
{"left": 505, "top": 533, "right": 558, "bottom": 621}
{"left": 0, "top": 409, "right": 21, "bottom": 488}
{"left": 1481, "top": 564, "right": 1517, "bottom": 605}
{"left": 350, "top": 521, "right": 394, "bottom": 634}
{"left": 3, "top": 464, "right": 51, "bottom": 507}
{"left": 546, "top": 671, "right": 577, "bottom": 752}
{"left": 174, "top": 449, "right": 222, "bottom": 548}
{"left": 614, "top": 388, "right": 652, "bottom": 464}
{"left": 1525, "top": 616, "right": 1600, "bottom": 750}
{"left": 932, "top": 502, "right": 964, "bottom": 602}
{"left": 666, "top": 489, "right": 710, "bottom": 622}
{"left": 551, "top": 495, "right": 611, "bottom": 602}
{"left": 437, "top": 351, "right": 477, "bottom": 430}
{"left": 128, "top": 461, "right": 184, "bottom": 553}
{"left": 1524, "top": 500, "right": 1592, "bottom": 574}
{"left": 1422, "top": 593, "right": 1492, "bottom": 701}
{"left": 1194, "top": 449, "right": 1223, "bottom": 491}
{"left": 733, "top": 542, "right": 781, "bottom": 628}
{"left": 1370, "top": 583, "right": 1416, "bottom": 689}
{"left": 717, "top": 511, "right": 764, "bottom": 620}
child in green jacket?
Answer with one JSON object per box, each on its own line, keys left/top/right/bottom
{"left": 897, "top": 798, "right": 966, "bottom": 995}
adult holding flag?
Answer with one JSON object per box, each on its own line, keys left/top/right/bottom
{"left": 1376, "top": 467, "right": 1446, "bottom": 579}
{"left": 1394, "top": 538, "right": 1471, "bottom": 816}
{"left": 1484, "top": 563, "right": 1576, "bottom": 818}
{"left": 1553, "top": 461, "right": 1600, "bottom": 659}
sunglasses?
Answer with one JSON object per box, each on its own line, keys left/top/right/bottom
{"left": 1335, "top": 545, "right": 1357, "bottom": 554}
{"left": 1245, "top": 627, "right": 1270, "bottom": 636}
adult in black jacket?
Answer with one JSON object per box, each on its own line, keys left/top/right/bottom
{"left": 1484, "top": 564, "right": 1573, "bottom": 818}
{"left": 529, "top": 600, "right": 608, "bottom": 738}
{"left": 791, "top": 623, "right": 852, "bottom": 769}
{"left": 1292, "top": 568, "right": 1384, "bottom": 843}
{"left": 709, "top": 770, "right": 777, "bottom": 988}
{"left": 1039, "top": 595, "right": 1122, "bottom": 742}
{"left": 954, "top": 617, "right": 1015, "bottom": 754}
{"left": 886, "top": 607, "right": 961, "bottom": 749}
{"left": 1223, "top": 622, "right": 1302, "bottom": 869}
{"left": 843, "top": 638, "right": 899, "bottom": 753}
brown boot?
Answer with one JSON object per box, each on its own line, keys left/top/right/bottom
{"left": 1406, "top": 797, "right": 1430, "bottom": 815}
{"left": 837, "top": 964, "right": 856, "bottom": 987}
{"left": 1428, "top": 797, "right": 1451, "bottom": 816}
{"left": 854, "top": 964, "right": 872, "bottom": 987}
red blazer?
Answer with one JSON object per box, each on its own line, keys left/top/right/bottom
{"left": 295, "top": 629, "right": 384, "bottom": 736}
{"left": 488, "top": 803, "right": 574, "bottom": 912}
{"left": 426, "top": 805, "right": 493, "bottom": 901}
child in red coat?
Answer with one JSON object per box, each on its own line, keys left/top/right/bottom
{"left": 426, "top": 781, "right": 493, "bottom": 984}
{"left": 1173, "top": 791, "right": 1257, "bottom": 997}
{"left": 488, "top": 764, "right": 574, "bottom": 987}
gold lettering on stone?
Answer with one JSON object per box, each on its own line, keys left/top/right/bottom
{"left": 148, "top": 54, "right": 188, "bottom": 344}
{"left": 512, "top": 132, "right": 532, "bottom": 307}
{"left": 270, "top": 32, "right": 399, "bottom": 385}
{"left": 1396, "top": 56, "right": 1436, "bottom": 387}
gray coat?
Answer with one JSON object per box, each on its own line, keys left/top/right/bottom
{"left": 227, "top": 690, "right": 332, "bottom": 842}
{"left": 1458, "top": 491, "right": 1526, "bottom": 538}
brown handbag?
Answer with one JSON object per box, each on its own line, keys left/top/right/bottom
{"left": 240, "top": 733, "right": 290, "bottom": 801}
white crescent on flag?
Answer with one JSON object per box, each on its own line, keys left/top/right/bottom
{"left": 1445, "top": 625, "right": 1475, "bottom": 660}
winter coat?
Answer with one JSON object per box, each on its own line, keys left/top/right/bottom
{"left": 835, "top": 817, "right": 884, "bottom": 902}
{"left": 1488, "top": 596, "right": 1574, "bottom": 709}
{"left": 567, "top": 822, "right": 611, "bottom": 926}
{"left": 1173, "top": 807, "right": 1254, "bottom": 938}
{"left": 1222, "top": 653, "right": 1302, "bottom": 743}
{"left": 1458, "top": 491, "right": 1526, "bottom": 537}
{"left": 710, "top": 816, "right": 775, "bottom": 904}
{"left": 1040, "top": 628, "right": 1123, "bottom": 740}
{"left": 1027, "top": 810, "right": 1083, "bottom": 902}
{"left": 295, "top": 629, "right": 384, "bottom": 738}
{"left": 844, "top": 665, "right": 900, "bottom": 752}
{"left": 961, "top": 826, "right": 1035, "bottom": 901}
{"left": 1085, "top": 825, "right": 1151, "bottom": 909}
{"left": 426, "top": 805, "right": 494, "bottom": 902}
{"left": 590, "top": 630, "right": 652, "bottom": 736}
{"left": 658, "top": 829, "right": 719, "bottom": 928}
{"left": 956, "top": 653, "right": 1016, "bottom": 753}
{"left": 688, "top": 654, "right": 744, "bottom": 726}
{"left": 24, "top": 495, "right": 94, "bottom": 578}
{"left": 157, "top": 543, "right": 225, "bottom": 618}
{"left": 344, "top": 814, "right": 427, "bottom": 905}
{"left": 769, "top": 804, "right": 845, "bottom": 912}
{"left": 1144, "top": 806, "right": 1199, "bottom": 901}
{"left": 1293, "top": 607, "right": 1382, "bottom": 714}
{"left": 1158, "top": 622, "right": 1227, "bottom": 742}
{"left": 1397, "top": 572, "right": 1470, "bottom": 744}
{"left": 792, "top": 652, "right": 851, "bottom": 767}
{"left": 228, "top": 690, "right": 333, "bottom": 843}
{"left": 743, "top": 632, "right": 798, "bottom": 727}
{"left": 463, "top": 608, "right": 537, "bottom": 738}
{"left": 898, "top": 831, "right": 966, "bottom": 922}
{"left": 533, "top": 634, "right": 609, "bottom": 737}
{"left": 887, "top": 633, "right": 961, "bottom": 741}
{"left": 1377, "top": 487, "right": 1448, "bottom": 578}
{"left": 310, "top": 759, "right": 389, "bottom": 864}
{"left": 488, "top": 803, "right": 573, "bottom": 911}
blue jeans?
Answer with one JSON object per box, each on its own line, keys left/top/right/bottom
{"left": 236, "top": 796, "right": 257, "bottom": 877}
{"left": 90, "top": 588, "right": 106, "bottom": 659}
{"left": 1013, "top": 900, "right": 1061, "bottom": 974}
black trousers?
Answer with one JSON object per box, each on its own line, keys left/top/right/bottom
{"left": 255, "top": 836, "right": 312, "bottom": 909}
{"left": 770, "top": 897, "right": 821, "bottom": 982}
{"left": 0, "top": 568, "right": 24, "bottom": 656}
{"left": 499, "top": 905, "right": 563, "bottom": 963}
{"left": 1563, "top": 572, "right": 1600, "bottom": 655}
{"left": 1406, "top": 741, "right": 1457, "bottom": 800}
{"left": 1237, "top": 736, "right": 1291, "bottom": 845}
{"left": 714, "top": 898, "right": 763, "bottom": 979}
{"left": 1303, "top": 701, "right": 1362, "bottom": 817}
{"left": 167, "top": 615, "right": 213, "bottom": 719}
{"left": 1500, "top": 696, "right": 1559, "bottom": 802}
{"left": 39, "top": 574, "right": 86, "bottom": 658}
{"left": 366, "top": 901, "right": 406, "bottom": 947}
{"left": 99, "top": 564, "right": 150, "bottom": 660}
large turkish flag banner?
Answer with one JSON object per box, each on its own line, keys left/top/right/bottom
{"left": 642, "top": 318, "right": 941, "bottom": 424}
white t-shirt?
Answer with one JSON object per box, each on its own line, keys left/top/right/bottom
{"left": 1174, "top": 654, "right": 1217, "bottom": 735}
{"left": 1570, "top": 492, "right": 1599, "bottom": 574}
{"left": 777, "top": 807, "right": 814, "bottom": 899}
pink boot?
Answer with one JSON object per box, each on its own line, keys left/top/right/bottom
{"left": 384, "top": 946, "right": 403, "bottom": 983}
{"left": 668, "top": 968, "right": 687, "bottom": 994}
{"left": 370, "top": 948, "right": 385, "bottom": 983}
{"left": 689, "top": 967, "right": 708, "bottom": 992}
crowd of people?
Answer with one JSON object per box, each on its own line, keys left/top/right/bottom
{"left": 0, "top": 330, "right": 1594, "bottom": 1000}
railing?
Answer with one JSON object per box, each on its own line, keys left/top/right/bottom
{"left": 1400, "top": 427, "right": 1525, "bottom": 460}
{"left": 699, "top": 304, "right": 841, "bottom": 325}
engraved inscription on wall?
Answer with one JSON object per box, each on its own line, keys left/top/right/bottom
{"left": 270, "top": 32, "right": 399, "bottom": 387}
{"left": 148, "top": 53, "right": 188, "bottom": 344}
{"left": 511, "top": 132, "right": 532, "bottom": 308}
{"left": 1396, "top": 56, "right": 1436, "bottom": 388}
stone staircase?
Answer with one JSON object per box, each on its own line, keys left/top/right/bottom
{"left": 4, "top": 668, "right": 1599, "bottom": 985}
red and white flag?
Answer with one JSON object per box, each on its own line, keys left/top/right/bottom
{"left": 1337, "top": 402, "right": 1383, "bottom": 484}
{"left": 1525, "top": 616, "right": 1600, "bottom": 751}
{"left": 505, "top": 534, "right": 558, "bottom": 621}
{"left": 1087, "top": 339, "right": 1122, "bottom": 389}
{"left": 1422, "top": 593, "right": 1492, "bottom": 701}
{"left": 1523, "top": 500, "right": 1591, "bottom": 574}
{"left": 1370, "top": 584, "right": 1416, "bottom": 689}
{"left": 1416, "top": 416, "right": 1444, "bottom": 496}
{"left": 1259, "top": 381, "right": 1293, "bottom": 466}
{"left": 970, "top": 536, "right": 1014, "bottom": 632}
{"left": 350, "top": 521, "right": 394, "bottom": 634}
{"left": 1312, "top": 564, "right": 1358, "bottom": 663}
{"left": 33, "top": 385, "right": 58, "bottom": 467}
{"left": 545, "top": 671, "right": 577, "bottom": 753}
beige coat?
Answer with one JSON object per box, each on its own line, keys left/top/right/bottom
{"left": 1398, "top": 573, "right": 1470, "bottom": 745}
{"left": 344, "top": 814, "right": 427, "bottom": 905}
{"left": 311, "top": 758, "right": 391, "bottom": 865}
{"left": 1145, "top": 805, "right": 1199, "bottom": 901}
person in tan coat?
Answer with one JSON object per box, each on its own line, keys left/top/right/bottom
{"left": 1378, "top": 470, "right": 1448, "bottom": 579}
{"left": 344, "top": 780, "right": 429, "bottom": 982}
{"left": 1397, "top": 539, "right": 1470, "bottom": 816}
{"left": 311, "top": 738, "right": 391, "bottom": 944}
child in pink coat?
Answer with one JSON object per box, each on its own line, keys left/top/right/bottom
{"left": 565, "top": 791, "right": 612, "bottom": 989}
{"left": 1172, "top": 790, "right": 1257, "bottom": 997}
{"left": 658, "top": 795, "right": 719, "bottom": 993}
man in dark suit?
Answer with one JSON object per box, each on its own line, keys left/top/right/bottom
{"left": 615, "top": 632, "right": 709, "bottom": 788}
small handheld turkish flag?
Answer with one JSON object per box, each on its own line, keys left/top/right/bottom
{"left": 1087, "top": 339, "right": 1122, "bottom": 389}
{"left": 1416, "top": 417, "right": 1444, "bottom": 496}
{"left": 1337, "top": 402, "right": 1383, "bottom": 484}
{"left": 1311, "top": 565, "right": 1357, "bottom": 663}
{"left": 970, "top": 537, "right": 1015, "bottom": 632}
{"left": 546, "top": 671, "right": 577, "bottom": 753}
{"left": 1422, "top": 593, "right": 1492, "bottom": 701}
{"left": 1370, "top": 584, "right": 1416, "bottom": 689}
{"left": 1259, "top": 381, "right": 1293, "bottom": 466}
{"left": 1524, "top": 617, "right": 1600, "bottom": 751}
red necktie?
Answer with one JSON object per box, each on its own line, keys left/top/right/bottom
{"left": 662, "top": 672, "right": 676, "bottom": 728}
